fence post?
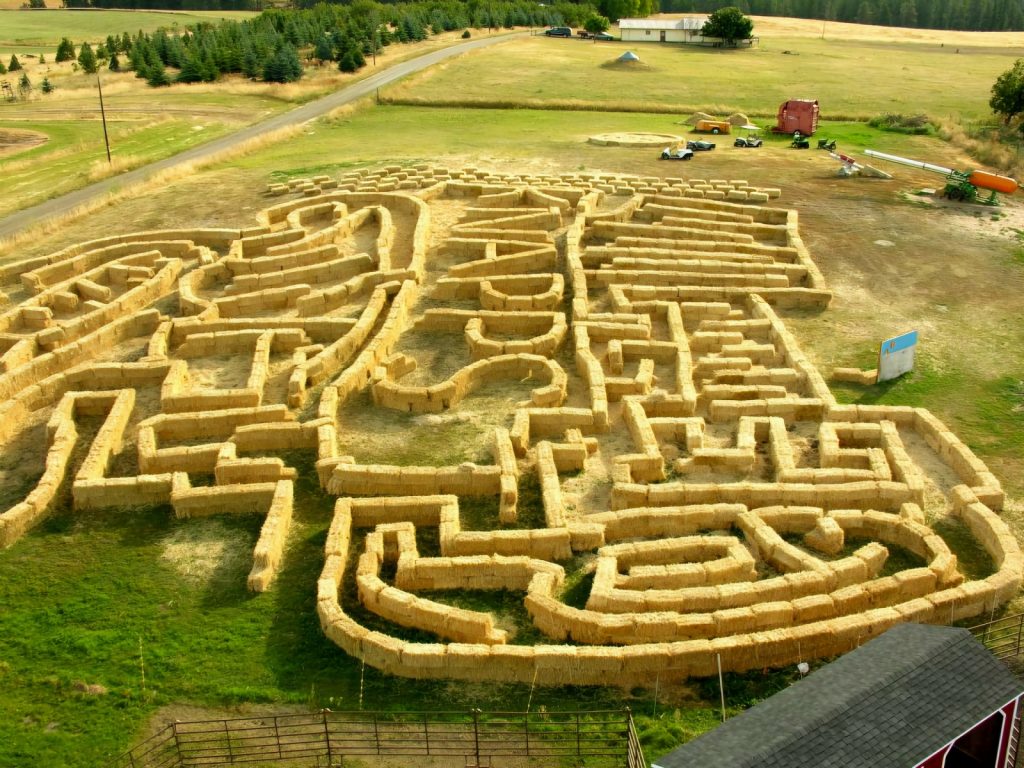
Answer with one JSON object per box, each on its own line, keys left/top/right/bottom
{"left": 472, "top": 709, "right": 481, "bottom": 767}
{"left": 576, "top": 712, "right": 581, "bottom": 757}
{"left": 172, "top": 721, "right": 183, "bottom": 765}
{"left": 524, "top": 713, "right": 530, "bottom": 757}
{"left": 1016, "top": 615, "right": 1023, "bottom": 657}
{"left": 224, "top": 720, "right": 233, "bottom": 763}
{"left": 423, "top": 713, "right": 430, "bottom": 755}
{"left": 323, "top": 710, "right": 334, "bottom": 766}
{"left": 274, "top": 716, "right": 282, "bottom": 760}
{"left": 373, "top": 712, "right": 380, "bottom": 756}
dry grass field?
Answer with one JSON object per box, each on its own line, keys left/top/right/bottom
{"left": 384, "top": 25, "right": 1024, "bottom": 121}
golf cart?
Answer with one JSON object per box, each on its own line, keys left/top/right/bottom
{"left": 687, "top": 139, "right": 716, "bottom": 151}
{"left": 733, "top": 123, "right": 763, "bottom": 148}
{"left": 660, "top": 145, "right": 694, "bottom": 161}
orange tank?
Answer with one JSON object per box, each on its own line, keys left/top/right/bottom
{"left": 968, "top": 170, "right": 1018, "bottom": 194}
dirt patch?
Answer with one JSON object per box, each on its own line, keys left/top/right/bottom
{"left": 0, "top": 127, "right": 47, "bottom": 159}
{"left": 160, "top": 519, "right": 253, "bottom": 584}
{"left": 599, "top": 58, "right": 654, "bottom": 72}
{"left": 588, "top": 131, "right": 681, "bottom": 146}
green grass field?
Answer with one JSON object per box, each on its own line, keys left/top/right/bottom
{"left": 0, "top": 9, "right": 258, "bottom": 47}
{"left": 0, "top": 456, "right": 764, "bottom": 765}
{"left": 384, "top": 34, "right": 1024, "bottom": 121}
{"left": 0, "top": 117, "right": 240, "bottom": 219}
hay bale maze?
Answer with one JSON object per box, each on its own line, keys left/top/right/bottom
{"left": 0, "top": 164, "right": 1019, "bottom": 686}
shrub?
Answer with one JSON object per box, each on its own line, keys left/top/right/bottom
{"left": 867, "top": 113, "right": 933, "bottom": 134}
{"left": 461, "top": 29, "right": 471, "bottom": 38}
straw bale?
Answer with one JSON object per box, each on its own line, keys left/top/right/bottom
{"left": 804, "top": 516, "right": 844, "bottom": 555}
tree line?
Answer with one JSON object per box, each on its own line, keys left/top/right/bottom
{"left": 660, "top": 0, "right": 1024, "bottom": 31}
{"left": 66, "top": 0, "right": 655, "bottom": 24}
{"left": 45, "top": 0, "right": 606, "bottom": 88}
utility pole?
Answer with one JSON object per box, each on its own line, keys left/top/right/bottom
{"left": 97, "top": 72, "right": 112, "bottom": 165}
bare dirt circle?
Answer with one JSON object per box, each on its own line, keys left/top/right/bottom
{"left": 587, "top": 131, "right": 682, "bottom": 147}
{"left": 0, "top": 128, "right": 48, "bottom": 159}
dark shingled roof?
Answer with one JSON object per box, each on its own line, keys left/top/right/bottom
{"left": 653, "top": 624, "right": 1024, "bottom": 768}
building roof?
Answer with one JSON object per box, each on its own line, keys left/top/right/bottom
{"left": 618, "top": 17, "right": 706, "bottom": 31}
{"left": 653, "top": 624, "right": 1024, "bottom": 768}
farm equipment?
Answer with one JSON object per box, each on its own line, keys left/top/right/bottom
{"left": 817, "top": 137, "right": 837, "bottom": 151}
{"left": 773, "top": 99, "right": 819, "bottom": 135}
{"left": 661, "top": 145, "right": 694, "bottom": 161}
{"left": 863, "top": 149, "right": 1019, "bottom": 205}
{"left": 687, "top": 139, "right": 716, "bottom": 151}
{"left": 829, "top": 152, "right": 892, "bottom": 179}
{"left": 791, "top": 132, "right": 810, "bottom": 149}
{"left": 694, "top": 119, "right": 731, "bottom": 135}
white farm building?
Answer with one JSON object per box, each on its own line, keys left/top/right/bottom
{"left": 618, "top": 17, "right": 709, "bottom": 44}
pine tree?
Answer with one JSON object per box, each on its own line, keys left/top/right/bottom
{"left": 314, "top": 33, "right": 334, "bottom": 62}
{"left": 39, "top": 53, "right": 45, "bottom": 64}
{"left": 109, "top": 52, "right": 120, "bottom": 72}
{"left": 242, "top": 45, "right": 261, "bottom": 79}
{"left": 78, "top": 42, "right": 98, "bottom": 74}
{"left": 176, "top": 52, "right": 205, "bottom": 83}
{"left": 55, "top": 38, "right": 75, "bottom": 63}
{"left": 8, "top": 55, "right": 22, "bottom": 72}
{"left": 0, "top": 60, "right": 6, "bottom": 76}
{"left": 147, "top": 61, "right": 171, "bottom": 87}
{"left": 41, "top": 76, "right": 53, "bottom": 93}
{"left": 18, "top": 72, "right": 31, "bottom": 93}
{"left": 262, "top": 43, "right": 302, "bottom": 83}
{"left": 338, "top": 48, "right": 359, "bottom": 72}
{"left": 201, "top": 48, "right": 219, "bottom": 81}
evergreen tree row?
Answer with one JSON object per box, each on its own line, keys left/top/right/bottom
{"left": 51, "top": 1, "right": 596, "bottom": 88}
{"left": 67, "top": 0, "right": 257, "bottom": 10}
{"left": 660, "top": 0, "right": 1024, "bottom": 31}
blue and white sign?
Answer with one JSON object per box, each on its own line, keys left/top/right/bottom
{"left": 878, "top": 330, "right": 918, "bottom": 383}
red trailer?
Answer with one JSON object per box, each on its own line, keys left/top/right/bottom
{"left": 773, "top": 99, "right": 819, "bottom": 135}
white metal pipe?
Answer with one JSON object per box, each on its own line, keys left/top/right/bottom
{"left": 864, "top": 149, "right": 953, "bottom": 176}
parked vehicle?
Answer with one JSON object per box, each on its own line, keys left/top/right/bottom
{"left": 687, "top": 140, "right": 716, "bottom": 151}
{"left": 544, "top": 27, "right": 572, "bottom": 37}
{"left": 661, "top": 145, "right": 694, "bottom": 161}
{"left": 773, "top": 99, "right": 819, "bottom": 135}
{"left": 791, "top": 131, "right": 810, "bottom": 149}
{"left": 592, "top": 32, "right": 615, "bottom": 40}
{"left": 817, "top": 137, "right": 837, "bottom": 151}
{"left": 734, "top": 135, "right": 763, "bottom": 148}
{"left": 694, "top": 119, "right": 731, "bottom": 135}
